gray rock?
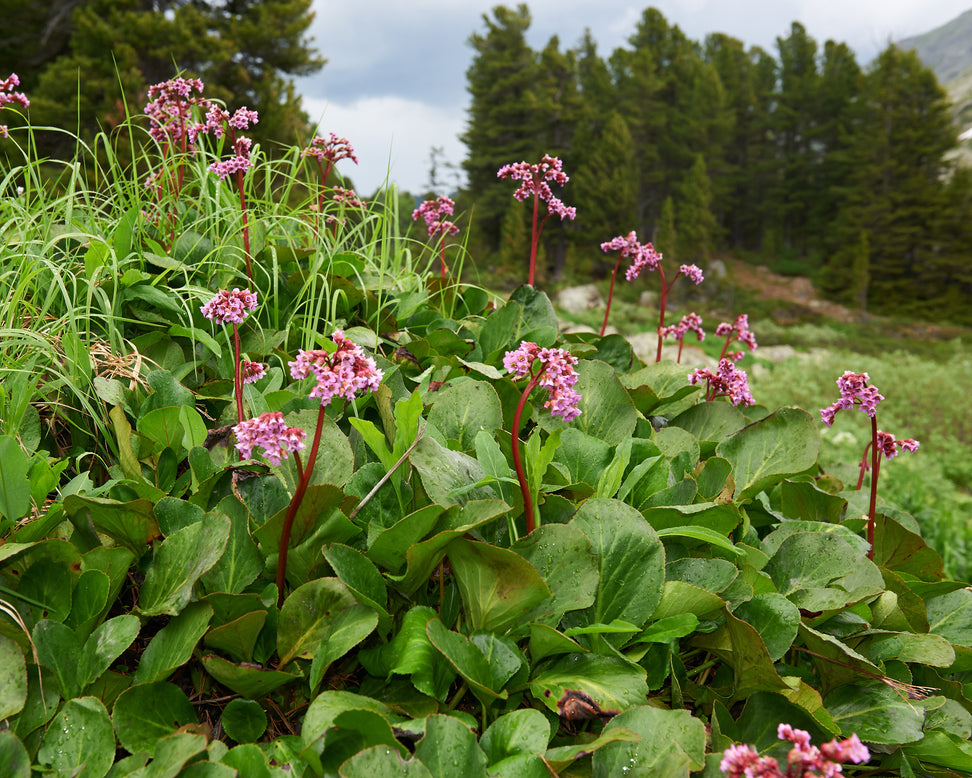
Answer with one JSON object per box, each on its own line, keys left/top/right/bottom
{"left": 556, "top": 284, "right": 604, "bottom": 314}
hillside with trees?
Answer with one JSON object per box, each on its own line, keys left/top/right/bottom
{"left": 459, "top": 5, "right": 972, "bottom": 325}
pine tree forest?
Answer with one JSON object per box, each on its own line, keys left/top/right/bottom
{"left": 459, "top": 4, "right": 972, "bottom": 324}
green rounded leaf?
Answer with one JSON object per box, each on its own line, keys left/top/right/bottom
{"left": 0, "top": 634, "right": 26, "bottom": 720}
{"left": 428, "top": 380, "right": 503, "bottom": 450}
{"left": 220, "top": 699, "right": 268, "bottom": 743}
{"left": 0, "top": 435, "right": 30, "bottom": 521}
{"left": 825, "top": 683, "right": 924, "bottom": 744}
{"left": 338, "top": 745, "right": 434, "bottom": 778}
{"left": 529, "top": 653, "right": 648, "bottom": 715}
{"left": 38, "top": 696, "right": 115, "bottom": 778}
{"left": 135, "top": 601, "right": 213, "bottom": 684}
{"left": 413, "top": 714, "right": 489, "bottom": 778}
{"left": 112, "top": 682, "right": 199, "bottom": 754}
{"left": 0, "top": 731, "right": 30, "bottom": 778}
{"left": 592, "top": 706, "right": 706, "bottom": 777}
{"left": 733, "top": 593, "right": 801, "bottom": 662}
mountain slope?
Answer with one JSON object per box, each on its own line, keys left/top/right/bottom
{"left": 897, "top": 7, "right": 972, "bottom": 83}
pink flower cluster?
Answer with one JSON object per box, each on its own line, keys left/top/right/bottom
{"left": 289, "top": 330, "right": 383, "bottom": 407}
{"left": 600, "top": 231, "right": 663, "bottom": 280}
{"left": 820, "top": 371, "right": 885, "bottom": 427}
{"left": 413, "top": 196, "right": 460, "bottom": 238}
{"left": 661, "top": 313, "right": 705, "bottom": 343}
{"left": 144, "top": 77, "right": 207, "bottom": 147}
{"left": 201, "top": 288, "right": 258, "bottom": 325}
{"left": 241, "top": 360, "right": 266, "bottom": 384}
{"left": 716, "top": 314, "right": 758, "bottom": 359}
{"left": 497, "top": 155, "right": 576, "bottom": 221}
{"left": 209, "top": 136, "right": 254, "bottom": 180}
{"left": 204, "top": 105, "right": 259, "bottom": 138}
{"left": 680, "top": 263, "right": 705, "bottom": 285}
{"left": 302, "top": 133, "right": 358, "bottom": 165}
{"left": 0, "top": 73, "right": 29, "bottom": 138}
{"left": 875, "top": 430, "right": 920, "bottom": 459}
{"left": 721, "top": 723, "right": 869, "bottom": 778}
{"left": 504, "top": 342, "right": 582, "bottom": 421}
{"left": 331, "top": 187, "right": 365, "bottom": 208}
{"left": 689, "top": 358, "right": 754, "bottom": 407}
{"left": 233, "top": 411, "right": 306, "bottom": 466}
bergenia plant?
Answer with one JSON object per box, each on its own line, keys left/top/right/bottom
{"left": 661, "top": 312, "right": 705, "bottom": 363}
{"left": 821, "top": 371, "right": 918, "bottom": 557}
{"left": 302, "top": 133, "right": 359, "bottom": 227}
{"left": 143, "top": 77, "right": 210, "bottom": 247}
{"left": 497, "top": 155, "right": 576, "bottom": 286}
{"left": 201, "top": 288, "right": 262, "bottom": 425}
{"left": 721, "top": 723, "right": 870, "bottom": 777}
{"left": 504, "top": 341, "right": 581, "bottom": 535}
{"left": 0, "top": 73, "right": 29, "bottom": 139}
{"left": 715, "top": 313, "right": 758, "bottom": 362}
{"left": 413, "top": 195, "right": 460, "bottom": 277}
{"left": 246, "top": 331, "right": 382, "bottom": 604}
{"left": 206, "top": 105, "right": 260, "bottom": 282}
{"left": 602, "top": 231, "right": 704, "bottom": 361}
{"left": 688, "top": 359, "right": 754, "bottom": 407}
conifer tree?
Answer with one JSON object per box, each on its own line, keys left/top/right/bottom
{"left": 675, "top": 155, "right": 717, "bottom": 262}
{"left": 461, "top": 4, "right": 540, "bottom": 254}
{"left": 655, "top": 196, "right": 677, "bottom": 262}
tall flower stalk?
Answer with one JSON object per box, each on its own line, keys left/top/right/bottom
{"left": 201, "top": 288, "right": 262, "bottom": 424}
{"left": 820, "top": 371, "right": 918, "bottom": 559}
{"left": 238, "top": 331, "right": 382, "bottom": 606}
{"left": 715, "top": 314, "right": 758, "bottom": 362}
{"left": 600, "top": 232, "right": 703, "bottom": 360}
{"left": 497, "top": 155, "right": 575, "bottom": 286}
{"left": 302, "top": 133, "right": 359, "bottom": 236}
{"left": 206, "top": 105, "right": 260, "bottom": 282}
{"left": 688, "top": 359, "right": 754, "bottom": 407}
{"left": 413, "top": 196, "right": 460, "bottom": 277}
{"left": 504, "top": 342, "right": 581, "bottom": 535}
{"left": 660, "top": 313, "right": 705, "bottom": 363}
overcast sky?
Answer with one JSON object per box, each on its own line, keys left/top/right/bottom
{"left": 296, "top": 0, "right": 971, "bottom": 195}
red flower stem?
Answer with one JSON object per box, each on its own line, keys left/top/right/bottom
{"left": 677, "top": 340, "right": 684, "bottom": 363}
{"left": 276, "top": 404, "right": 327, "bottom": 606}
{"left": 439, "top": 239, "right": 448, "bottom": 278}
{"left": 856, "top": 440, "right": 873, "bottom": 491}
{"left": 600, "top": 255, "right": 622, "bottom": 337}
{"left": 233, "top": 323, "right": 244, "bottom": 424}
{"left": 511, "top": 371, "right": 543, "bottom": 535}
{"left": 655, "top": 268, "right": 669, "bottom": 363}
{"left": 866, "top": 415, "right": 880, "bottom": 560}
{"left": 718, "top": 334, "right": 732, "bottom": 362}
{"left": 234, "top": 168, "right": 252, "bottom": 283}
{"left": 528, "top": 192, "right": 540, "bottom": 286}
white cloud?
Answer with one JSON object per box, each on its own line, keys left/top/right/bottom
{"left": 302, "top": 95, "right": 467, "bottom": 196}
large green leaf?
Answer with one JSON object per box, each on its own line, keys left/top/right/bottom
{"left": 764, "top": 531, "right": 884, "bottom": 612}
{"left": 569, "top": 498, "right": 665, "bottom": 628}
{"left": 427, "top": 380, "right": 503, "bottom": 450}
{"left": 825, "top": 683, "right": 924, "bottom": 744}
{"left": 448, "top": 538, "right": 550, "bottom": 634}
{"left": 358, "top": 606, "right": 456, "bottom": 702}
{"left": 592, "top": 707, "right": 706, "bottom": 777}
{"left": 366, "top": 504, "right": 445, "bottom": 573}
{"left": 529, "top": 653, "right": 648, "bottom": 714}
{"left": 220, "top": 699, "right": 268, "bottom": 744}
{"left": 927, "top": 588, "right": 972, "bottom": 646}
{"left": 139, "top": 514, "right": 230, "bottom": 616}
{"left": 411, "top": 437, "right": 500, "bottom": 505}
{"left": 135, "top": 601, "right": 213, "bottom": 684}
{"left": 480, "top": 709, "right": 551, "bottom": 767}
{"left": 716, "top": 407, "right": 819, "bottom": 500}
{"left": 0, "top": 731, "right": 30, "bottom": 778}
{"left": 541, "top": 360, "right": 637, "bottom": 446}
{"left": 338, "top": 746, "right": 434, "bottom": 778}
{"left": 512, "top": 523, "right": 599, "bottom": 624}
{"left": 413, "top": 714, "right": 489, "bottom": 778}
{"left": 200, "top": 499, "right": 263, "bottom": 595}
{"left": 552, "top": 428, "right": 613, "bottom": 489}
{"left": 426, "top": 618, "right": 508, "bottom": 703}
{"left": 905, "top": 730, "right": 972, "bottom": 773}
{"left": 872, "top": 513, "right": 944, "bottom": 581}
{"left": 277, "top": 578, "right": 372, "bottom": 666}
{"left": 733, "top": 593, "right": 801, "bottom": 662}
{"left": 37, "top": 696, "right": 115, "bottom": 778}
{"left": 64, "top": 495, "right": 160, "bottom": 556}
{"left": 78, "top": 614, "right": 141, "bottom": 692}
{"left": 302, "top": 690, "right": 403, "bottom": 748}
{"left": 0, "top": 435, "right": 30, "bottom": 521}
{"left": 112, "top": 682, "right": 198, "bottom": 754}
{"left": 201, "top": 654, "right": 300, "bottom": 698}
{"left": 0, "top": 634, "right": 26, "bottom": 720}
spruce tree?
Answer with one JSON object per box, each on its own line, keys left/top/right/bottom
{"left": 675, "top": 155, "right": 717, "bottom": 262}
{"left": 461, "top": 4, "right": 540, "bottom": 254}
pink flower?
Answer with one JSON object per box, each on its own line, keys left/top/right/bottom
{"left": 0, "top": 73, "right": 29, "bottom": 138}
{"left": 716, "top": 314, "right": 758, "bottom": 354}
{"left": 233, "top": 411, "right": 307, "bottom": 466}
{"left": 504, "top": 342, "right": 581, "bottom": 421}
{"left": 602, "top": 232, "right": 664, "bottom": 282}
{"left": 144, "top": 77, "right": 209, "bottom": 147}
{"left": 209, "top": 136, "right": 253, "bottom": 180}
{"left": 413, "top": 196, "right": 461, "bottom": 238}
{"left": 302, "top": 133, "right": 358, "bottom": 165}
{"left": 720, "top": 724, "right": 869, "bottom": 777}
{"left": 820, "top": 371, "right": 885, "bottom": 427}
{"left": 661, "top": 313, "right": 705, "bottom": 343}
{"left": 680, "top": 264, "right": 705, "bottom": 285}
{"left": 201, "top": 288, "right": 258, "bottom": 325}
{"left": 289, "top": 330, "right": 383, "bottom": 407}
{"left": 241, "top": 361, "right": 266, "bottom": 384}
{"left": 689, "top": 359, "right": 754, "bottom": 407}
{"left": 875, "top": 430, "right": 920, "bottom": 459}
{"left": 497, "top": 155, "right": 575, "bottom": 222}
{"left": 331, "top": 187, "right": 365, "bottom": 208}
